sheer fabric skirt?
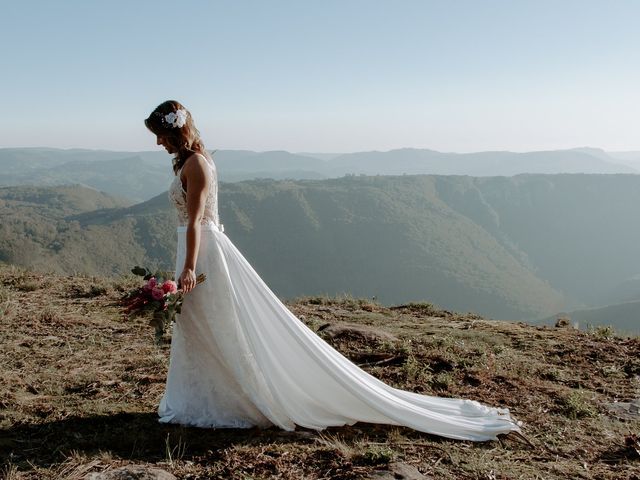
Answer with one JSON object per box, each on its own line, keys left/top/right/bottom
{"left": 157, "top": 222, "right": 521, "bottom": 441}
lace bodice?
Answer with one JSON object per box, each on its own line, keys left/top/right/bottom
{"left": 168, "top": 155, "right": 220, "bottom": 227}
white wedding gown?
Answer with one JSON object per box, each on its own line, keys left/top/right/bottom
{"left": 158, "top": 154, "right": 521, "bottom": 441}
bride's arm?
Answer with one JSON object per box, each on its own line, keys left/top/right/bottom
{"left": 179, "top": 154, "right": 212, "bottom": 293}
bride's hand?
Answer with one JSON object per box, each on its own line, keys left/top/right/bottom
{"left": 179, "top": 267, "right": 197, "bottom": 293}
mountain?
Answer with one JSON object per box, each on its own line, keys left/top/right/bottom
{"left": 327, "top": 148, "right": 638, "bottom": 176}
{"left": 0, "top": 185, "right": 170, "bottom": 275}
{"left": 0, "top": 184, "right": 130, "bottom": 214}
{"left": 607, "top": 150, "right": 640, "bottom": 172}
{"left": 604, "top": 274, "right": 640, "bottom": 304}
{"left": 219, "top": 174, "right": 640, "bottom": 326}
{"left": 1, "top": 147, "right": 636, "bottom": 203}
{"left": 0, "top": 179, "right": 564, "bottom": 320}
{"left": 294, "top": 152, "right": 343, "bottom": 161}
{"left": 0, "top": 147, "right": 138, "bottom": 171}
{"left": 80, "top": 177, "right": 567, "bottom": 320}
{"left": 540, "top": 301, "right": 640, "bottom": 335}
{"left": 218, "top": 176, "right": 564, "bottom": 320}
{"left": 0, "top": 155, "right": 172, "bottom": 202}
{"left": 0, "top": 148, "right": 329, "bottom": 202}
{"left": 214, "top": 150, "right": 323, "bottom": 172}
{"left": 4, "top": 173, "right": 640, "bottom": 330}
{"left": 454, "top": 174, "right": 640, "bottom": 307}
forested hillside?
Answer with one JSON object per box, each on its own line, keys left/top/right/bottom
{"left": 2, "top": 173, "right": 640, "bottom": 328}
{"left": 0, "top": 185, "right": 174, "bottom": 275}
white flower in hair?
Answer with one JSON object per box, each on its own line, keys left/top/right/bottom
{"left": 164, "top": 108, "right": 188, "bottom": 128}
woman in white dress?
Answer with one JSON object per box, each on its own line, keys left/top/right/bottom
{"left": 144, "top": 100, "right": 521, "bottom": 442}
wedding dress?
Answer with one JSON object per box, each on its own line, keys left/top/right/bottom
{"left": 158, "top": 153, "right": 521, "bottom": 441}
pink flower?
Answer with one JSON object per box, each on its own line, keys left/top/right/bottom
{"left": 151, "top": 287, "right": 165, "bottom": 301}
{"left": 143, "top": 277, "right": 158, "bottom": 294}
{"left": 162, "top": 280, "right": 178, "bottom": 294}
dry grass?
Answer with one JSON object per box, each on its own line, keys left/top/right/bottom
{"left": 0, "top": 264, "right": 639, "bottom": 479}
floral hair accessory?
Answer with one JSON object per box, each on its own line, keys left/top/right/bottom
{"left": 162, "top": 108, "right": 188, "bottom": 128}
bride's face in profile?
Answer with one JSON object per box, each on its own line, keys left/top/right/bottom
{"left": 156, "top": 134, "right": 174, "bottom": 154}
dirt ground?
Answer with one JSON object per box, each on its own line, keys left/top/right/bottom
{"left": 1, "top": 264, "right": 639, "bottom": 479}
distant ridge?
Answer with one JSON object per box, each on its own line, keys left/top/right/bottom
{"left": 541, "top": 301, "right": 640, "bottom": 335}
{"left": 1, "top": 146, "right": 636, "bottom": 202}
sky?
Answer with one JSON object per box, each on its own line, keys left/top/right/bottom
{"left": 1, "top": 0, "right": 639, "bottom": 153}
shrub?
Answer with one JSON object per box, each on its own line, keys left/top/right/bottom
{"left": 431, "top": 372, "right": 453, "bottom": 391}
{"left": 561, "top": 390, "right": 598, "bottom": 419}
{"left": 354, "top": 445, "right": 395, "bottom": 465}
{"left": 0, "top": 285, "right": 14, "bottom": 320}
{"left": 588, "top": 325, "right": 616, "bottom": 340}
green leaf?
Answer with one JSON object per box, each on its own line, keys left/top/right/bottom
{"left": 131, "top": 266, "right": 147, "bottom": 277}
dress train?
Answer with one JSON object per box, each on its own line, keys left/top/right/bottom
{"left": 158, "top": 222, "right": 521, "bottom": 441}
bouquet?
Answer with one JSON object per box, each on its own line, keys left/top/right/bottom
{"left": 121, "top": 266, "right": 206, "bottom": 343}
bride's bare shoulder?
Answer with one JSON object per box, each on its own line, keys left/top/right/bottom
{"left": 183, "top": 152, "right": 209, "bottom": 168}
{"left": 182, "top": 152, "right": 212, "bottom": 180}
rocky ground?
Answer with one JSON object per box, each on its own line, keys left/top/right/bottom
{"left": 0, "top": 264, "right": 639, "bottom": 479}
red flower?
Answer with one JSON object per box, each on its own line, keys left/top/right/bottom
{"left": 162, "top": 280, "right": 178, "bottom": 294}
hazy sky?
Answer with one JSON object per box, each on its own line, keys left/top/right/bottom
{"left": 1, "top": 0, "right": 639, "bottom": 153}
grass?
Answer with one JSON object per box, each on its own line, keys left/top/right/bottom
{"left": 296, "top": 293, "right": 381, "bottom": 312}
{"left": 561, "top": 390, "right": 598, "bottom": 420}
{"left": 353, "top": 445, "right": 395, "bottom": 465}
{"left": 0, "top": 285, "right": 15, "bottom": 321}
{"left": 0, "top": 264, "right": 639, "bottom": 479}
{"left": 588, "top": 324, "right": 617, "bottom": 340}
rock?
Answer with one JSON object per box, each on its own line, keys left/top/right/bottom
{"left": 366, "top": 462, "right": 430, "bottom": 479}
{"left": 85, "top": 465, "right": 177, "bottom": 480}
{"left": 317, "top": 323, "right": 398, "bottom": 343}
{"left": 625, "top": 434, "right": 640, "bottom": 459}
{"left": 555, "top": 316, "right": 571, "bottom": 328}
{"left": 605, "top": 399, "right": 640, "bottom": 421}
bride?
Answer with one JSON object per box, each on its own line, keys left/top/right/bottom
{"left": 144, "top": 100, "right": 521, "bottom": 442}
